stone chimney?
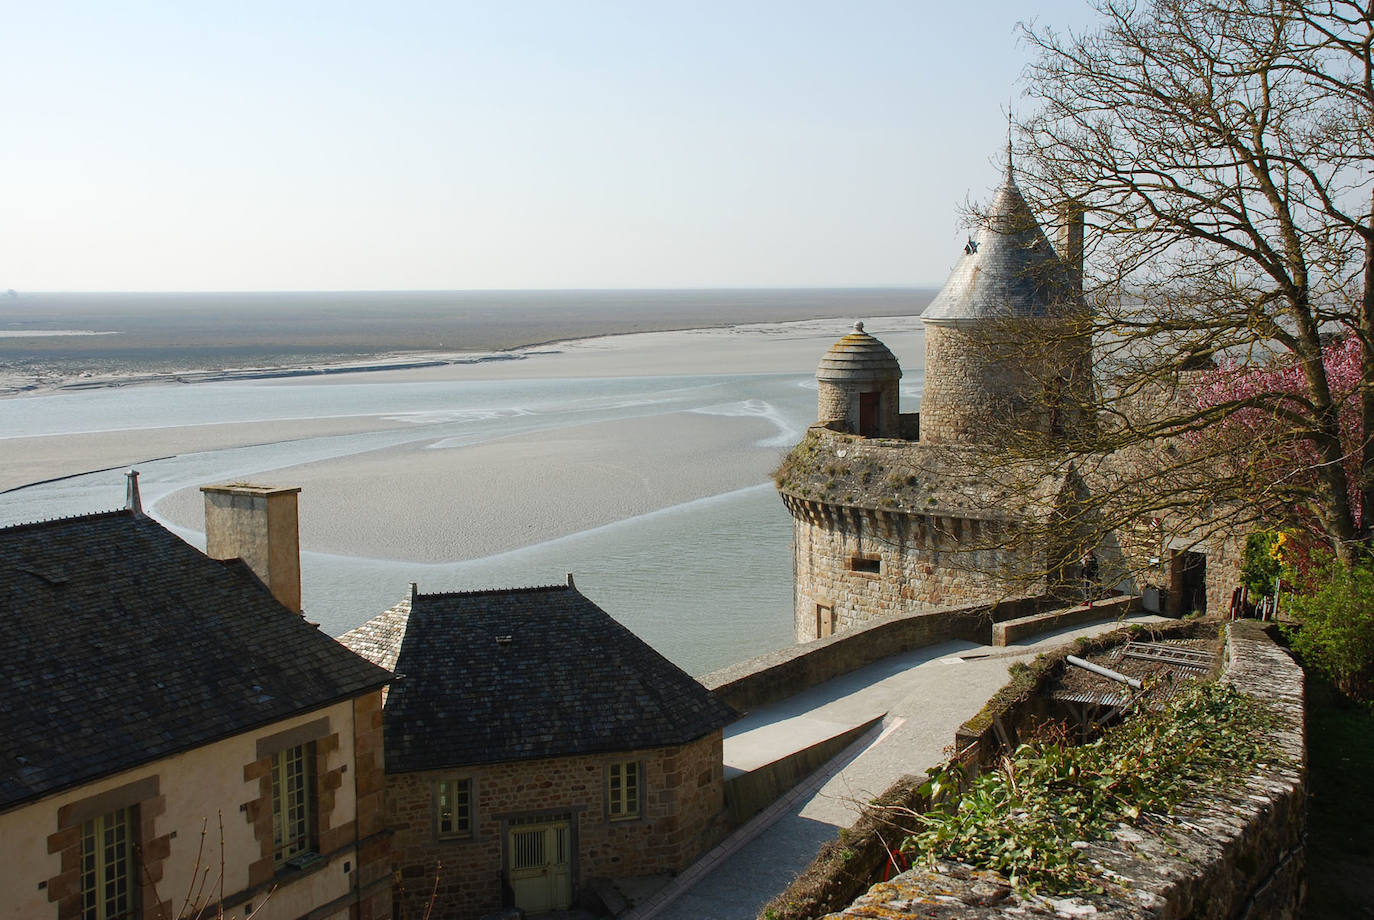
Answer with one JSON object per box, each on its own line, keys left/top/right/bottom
{"left": 200, "top": 483, "right": 303, "bottom": 613}
{"left": 1058, "top": 200, "right": 1085, "bottom": 298}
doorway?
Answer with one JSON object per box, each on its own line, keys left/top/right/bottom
{"left": 816, "top": 603, "right": 835, "bottom": 639}
{"left": 508, "top": 816, "right": 572, "bottom": 914}
{"left": 858, "top": 392, "right": 879, "bottom": 437}
{"left": 1170, "top": 551, "right": 1207, "bottom": 615}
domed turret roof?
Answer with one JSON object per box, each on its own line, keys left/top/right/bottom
{"left": 922, "top": 161, "right": 1082, "bottom": 326}
{"left": 816, "top": 322, "right": 902, "bottom": 382}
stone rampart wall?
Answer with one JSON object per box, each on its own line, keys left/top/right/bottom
{"left": 786, "top": 495, "right": 1040, "bottom": 642}
{"left": 820, "top": 621, "right": 1306, "bottom": 920}
{"left": 703, "top": 596, "right": 1047, "bottom": 713}
{"left": 992, "top": 595, "right": 1137, "bottom": 646}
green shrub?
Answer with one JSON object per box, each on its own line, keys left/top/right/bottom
{"left": 903, "top": 680, "right": 1277, "bottom": 894}
{"left": 1241, "top": 531, "right": 1283, "bottom": 598}
{"left": 1284, "top": 557, "right": 1374, "bottom": 701}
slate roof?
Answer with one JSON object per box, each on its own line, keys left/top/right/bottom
{"left": 922, "top": 163, "right": 1083, "bottom": 326}
{"left": 816, "top": 322, "right": 903, "bottom": 384}
{"left": 356, "top": 584, "right": 737, "bottom": 773}
{"left": 338, "top": 597, "right": 411, "bottom": 675}
{"left": 0, "top": 510, "right": 392, "bottom": 812}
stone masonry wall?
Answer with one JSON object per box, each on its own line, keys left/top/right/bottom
{"left": 816, "top": 379, "right": 901, "bottom": 437}
{"left": 389, "top": 732, "right": 725, "bottom": 920}
{"left": 789, "top": 498, "right": 1038, "bottom": 642}
{"left": 920, "top": 325, "right": 1047, "bottom": 445}
{"left": 822, "top": 621, "right": 1306, "bottom": 920}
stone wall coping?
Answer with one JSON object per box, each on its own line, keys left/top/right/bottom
{"left": 820, "top": 620, "right": 1307, "bottom": 919}
{"left": 702, "top": 596, "right": 1046, "bottom": 711}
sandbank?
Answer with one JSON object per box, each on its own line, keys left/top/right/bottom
{"left": 273, "top": 316, "right": 928, "bottom": 386}
{"left": 154, "top": 411, "right": 784, "bottom": 562}
{"left": 0, "top": 415, "right": 415, "bottom": 493}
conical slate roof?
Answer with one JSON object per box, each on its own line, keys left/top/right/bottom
{"left": 922, "top": 164, "right": 1081, "bottom": 325}
{"left": 816, "top": 322, "right": 902, "bottom": 383}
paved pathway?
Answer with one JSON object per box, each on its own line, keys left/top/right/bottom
{"left": 630, "top": 614, "right": 1163, "bottom": 920}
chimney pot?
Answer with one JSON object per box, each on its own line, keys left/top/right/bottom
{"left": 125, "top": 469, "right": 144, "bottom": 517}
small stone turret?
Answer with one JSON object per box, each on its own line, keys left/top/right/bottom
{"left": 815, "top": 322, "right": 903, "bottom": 438}
{"left": 919, "top": 159, "right": 1089, "bottom": 444}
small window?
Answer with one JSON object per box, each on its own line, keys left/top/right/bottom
{"left": 607, "top": 761, "right": 641, "bottom": 821}
{"left": 82, "top": 806, "right": 137, "bottom": 920}
{"left": 436, "top": 777, "right": 473, "bottom": 837}
{"left": 850, "top": 556, "right": 881, "bottom": 574}
{"left": 272, "top": 743, "right": 316, "bottom": 866}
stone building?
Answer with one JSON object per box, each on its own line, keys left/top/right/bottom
{"left": 776, "top": 156, "right": 1249, "bottom": 640}
{"left": 340, "top": 579, "right": 735, "bottom": 920}
{"left": 775, "top": 157, "right": 1094, "bottom": 642}
{"left": 0, "top": 476, "right": 393, "bottom": 920}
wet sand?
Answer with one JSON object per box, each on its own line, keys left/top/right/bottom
{"left": 1, "top": 317, "right": 925, "bottom": 494}
{"left": 0, "top": 416, "right": 417, "bottom": 493}
{"left": 4, "top": 316, "right": 927, "bottom": 564}
{"left": 154, "top": 412, "right": 783, "bottom": 561}
{"left": 274, "top": 317, "right": 927, "bottom": 385}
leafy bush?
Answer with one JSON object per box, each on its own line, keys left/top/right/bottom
{"left": 1284, "top": 557, "right": 1374, "bottom": 701}
{"left": 902, "top": 680, "right": 1277, "bottom": 895}
{"left": 1241, "top": 531, "right": 1283, "bottom": 598}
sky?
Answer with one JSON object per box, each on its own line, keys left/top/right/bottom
{"left": 2, "top": 1, "right": 1102, "bottom": 292}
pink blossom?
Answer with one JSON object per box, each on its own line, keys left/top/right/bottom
{"left": 1193, "top": 336, "right": 1365, "bottom": 532}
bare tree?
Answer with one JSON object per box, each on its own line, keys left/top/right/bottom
{"left": 1002, "top": 0, "right": 1374, "bottom": 568}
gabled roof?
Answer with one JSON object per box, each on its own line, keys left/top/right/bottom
{"left": 347, "top": 584, "right": 736, "bottom": 773}
{"left": 0, "top": 510, "right": 391, "bottom": 812}
{"left": 922, "top": 163, "right": 1082, "bottom": 326}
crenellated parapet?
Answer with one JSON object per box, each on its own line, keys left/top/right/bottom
{"left": 775, "top": 425, "right": 1079, "bottom": 642}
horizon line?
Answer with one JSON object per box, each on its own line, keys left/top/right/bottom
{"left": 3, "top": 284, "right": 944, "bottom": 296}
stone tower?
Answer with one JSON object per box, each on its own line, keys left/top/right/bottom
{"left": 918, "top": 157, "right": 1088, "bottom": 445}
{"left": 775, "top": 151, "right": 1093, "bottom": 643}
{"left": 815, "top": 322, "right": 903, "bottom": 437}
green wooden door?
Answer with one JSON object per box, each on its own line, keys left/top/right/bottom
{"left": 508, "top": 820, "right": 571, "bottom": 913}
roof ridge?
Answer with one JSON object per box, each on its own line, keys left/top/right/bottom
{"left": 0, "top": 507, "right": 131, "bottom": 534}
{"left": 416, "top": 583, "right": 571, "bottom": 600}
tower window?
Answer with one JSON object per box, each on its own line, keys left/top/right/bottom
{"left": 850, "top": 556, "right": 881, "bottom": 574}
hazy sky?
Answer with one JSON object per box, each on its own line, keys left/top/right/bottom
{"left": 3, "top": 1, "right": 1100, "bottom": 292}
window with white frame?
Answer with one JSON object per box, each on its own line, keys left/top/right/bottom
{"left": 436, "top": 777, "right": 473, "bottom": 837}
{"left": 271, "top": 742, "right": 316, "bottom": 865}
{"left": 607, "top": 761, "right": 640, "bottom": 821}
{"left": 81, "top": 806, "right": 136, "bottom": 920}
